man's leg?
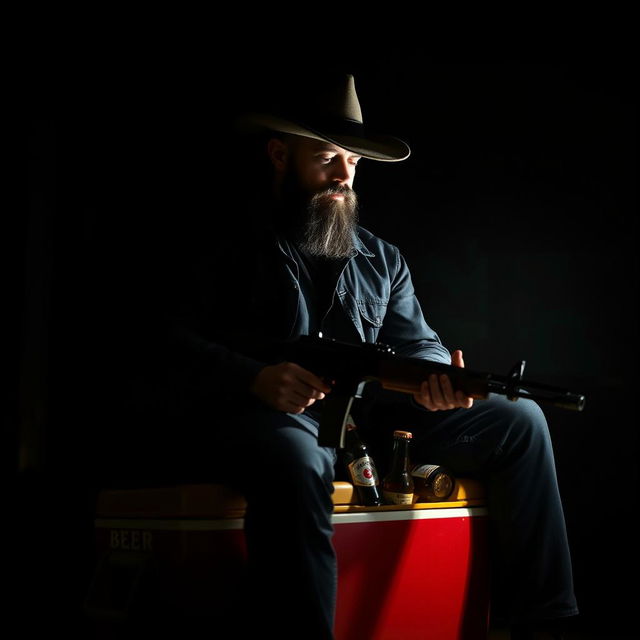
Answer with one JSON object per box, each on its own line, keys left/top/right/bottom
{"left": 221, "top": 408, "right": 337, "bottom": 639}
{"left": 364, "top": 394, "right": 578, "bottom": 629}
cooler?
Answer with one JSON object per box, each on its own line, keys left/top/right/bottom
{"left": 85, "top": 478, "right": 490, "bottom": 639}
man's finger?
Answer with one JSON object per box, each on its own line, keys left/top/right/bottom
{"left": 291, "top": 363, "right": 332, "bottom": 394}
{"left": 452, "top": 349, "right": 465, "bottom": 368}
{"left": 455, "top": 390, "right": 474, "bottom": 408}
{"left": 428, "top": 373, "right": 447, "bottom": 407}
{"left": 415, "top": 381, "right": 436, "bottom": 411}
{"left": 290, "top": 389, "right": 318, "bottom": 405}
{"left": 291, "top": 385, "right": 325, "bottom": 401}
{"left": 439, "top": 374, "right": 457, "bottom": 405}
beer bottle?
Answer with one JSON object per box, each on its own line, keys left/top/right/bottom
{"left": 411, "top": 463, "right": 455, "bottom": 501}
{"left": 342, "top": 415, "right": 383, "bottom": 507}
{"left": 382, "top": 430, "right": 414, "bottom": 505}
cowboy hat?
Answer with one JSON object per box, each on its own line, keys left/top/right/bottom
{"left": 236, "top": 74, "right": 411, "bottom": 162}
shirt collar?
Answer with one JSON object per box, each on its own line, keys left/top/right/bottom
{"left": 352, "top": 229, "right": 375, "bottom": 257}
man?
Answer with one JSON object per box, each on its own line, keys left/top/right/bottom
{"left": 165, "top": 74, "right": 578, "bottom": 639}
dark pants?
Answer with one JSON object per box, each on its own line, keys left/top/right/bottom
{"left": 203, "top": 395, "right": 578, "bottom": 637}
{"left": 216, "top": 408, "right": 337, "bottom": 639}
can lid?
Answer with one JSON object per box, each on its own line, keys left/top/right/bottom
{"left": 393, "top": 430, "right": 412, "bottom": 439}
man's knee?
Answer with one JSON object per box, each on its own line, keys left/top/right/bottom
{"left": 267, "top": 427, "right": 335, "bottom": 490}
{"left": 233, "top": 410, "right": 335, "bottom": 499}
{"left": 485, "top": 395, "right": 552, "bottom": 457}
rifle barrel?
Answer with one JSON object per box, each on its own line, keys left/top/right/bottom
{"left": 487, "top": 380, "right": 585, "bottom": 411}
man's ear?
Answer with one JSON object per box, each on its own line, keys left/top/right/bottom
{"left": 267, "top": 137, "right": 289, "bottom": 172}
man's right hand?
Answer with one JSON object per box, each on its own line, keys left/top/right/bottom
{"left": 250, "top": 362, "right": 332, "bottom": 414}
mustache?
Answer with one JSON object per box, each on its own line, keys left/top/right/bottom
{"left": 319, "top": 184, "right": 354, "bottom": 196}
{"left": 311, "top": 184, "right": 357, "bottom": 205}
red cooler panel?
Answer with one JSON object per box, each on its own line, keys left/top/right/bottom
{"left": 333, "top": 507, "right": 490, "bottom": 640}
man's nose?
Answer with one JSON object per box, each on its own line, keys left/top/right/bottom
{"left": 331, "top": 157, "right": 352, "bottom": 184}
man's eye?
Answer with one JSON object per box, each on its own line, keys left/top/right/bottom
{"left": 317, "top": 155, "right": 360, "bottom": 166}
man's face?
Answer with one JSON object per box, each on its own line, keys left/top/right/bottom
{"left": 286, "top": 136, "right": 360, "bottom": 194}
{"left": 270, "top": 135, "right": 361, "bottom": 259}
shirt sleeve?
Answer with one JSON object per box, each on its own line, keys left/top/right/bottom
{"left": 377, "top": 247, "right": 452, "bottom": 365}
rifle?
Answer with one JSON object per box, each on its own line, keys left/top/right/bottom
{"left": 281, "top": 334, "right": 586, "bottom": 448}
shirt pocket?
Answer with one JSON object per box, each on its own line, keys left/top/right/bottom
{"left": 357, "top": 299, "right": 387, "bottom": 326}
{"left": 356, "top": 299, "right": 387, "bottom": 341}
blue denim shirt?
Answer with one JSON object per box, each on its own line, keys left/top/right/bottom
{"left": 278, "top": 227, "right": 450, "bottom": 357}
{"left": 170, "top": 224, "right": 451, "bottom": 397}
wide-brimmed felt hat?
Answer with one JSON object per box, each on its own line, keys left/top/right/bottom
{"left": 236, "top": 74, "right": 411, "bottom": 162}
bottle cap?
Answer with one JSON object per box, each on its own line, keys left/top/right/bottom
{"left": 393, "top": 430, "right": 412, "bottom": 439}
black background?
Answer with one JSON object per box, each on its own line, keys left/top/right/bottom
{"left": 19, "top": 41, "right": 637, "bottom": 638}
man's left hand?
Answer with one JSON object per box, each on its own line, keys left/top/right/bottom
{"left": 412, "top": 349, "right": 474, "bottom": 411}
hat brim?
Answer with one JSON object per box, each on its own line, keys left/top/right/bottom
{"left": 236, "top": 113, "right": 411, "bottom": 162}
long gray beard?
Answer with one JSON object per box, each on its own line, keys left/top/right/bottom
{"left": 298, "top": 187, "right": 359, "bottom": 259}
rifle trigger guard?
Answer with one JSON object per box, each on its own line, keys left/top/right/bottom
{"left": 506, "top": 360, "right": 526, "bottom": 401}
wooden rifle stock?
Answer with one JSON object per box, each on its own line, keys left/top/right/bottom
{"left": 376, "top": 358, "right": 491, "bottom": 398}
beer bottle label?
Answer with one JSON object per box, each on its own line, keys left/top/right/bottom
{"left": 411, "top": 464, "right": 454, "bottom": 499}
{"left": 382, "top": 490, "right": 414, "bottom": 505}
{"left": 348, "top": 456, "right": 379, "bottom": 487}
{"left": 412, "top": 464, "right": 440, "bottom": 479}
